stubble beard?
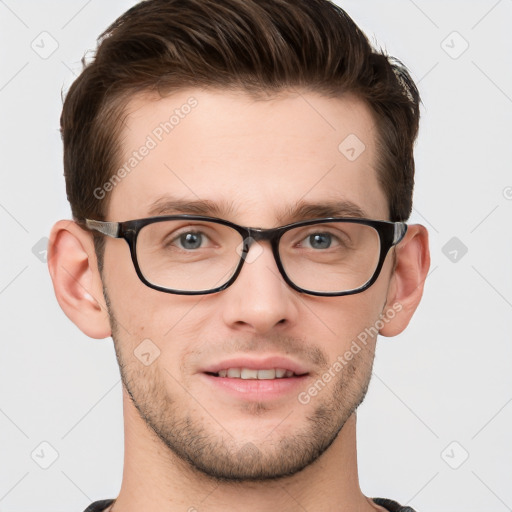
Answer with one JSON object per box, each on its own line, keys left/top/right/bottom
{"left": 105, "top": 289, "right": 375, "bottom": 484}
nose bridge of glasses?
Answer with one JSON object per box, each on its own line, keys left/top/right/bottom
{"left": 235, "top": 227, "right": 282, "bottom": 269}
{"left": 242, "top": 226, "right": 281, "bottom": 252}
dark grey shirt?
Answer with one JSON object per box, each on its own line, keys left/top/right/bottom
{"left": 83, "top": 498, "right": 417, "bottom": 511}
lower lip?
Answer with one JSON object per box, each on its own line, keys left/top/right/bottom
{"left": 201, "top": 373, "right": 309, "bottom": 400}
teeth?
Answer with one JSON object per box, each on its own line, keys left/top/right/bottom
{"left": 241, "top": 368, "right": 258, "bottom": 379}
{"left": 215, "top": 367, "right": 298, "bottom": 379}
{"left": 256, "top": 369, "right": 275, "bottom": 380}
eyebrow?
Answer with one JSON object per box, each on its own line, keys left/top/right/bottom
{"left": 146, "top": 196, "right": 368, "bottom": 225}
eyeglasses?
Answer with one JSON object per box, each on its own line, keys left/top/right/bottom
{"left": 84, "top": 215, "right": 407, "bottom": 297}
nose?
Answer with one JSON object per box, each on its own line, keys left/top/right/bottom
{"left": 220, "top": 240, "right": 300, "bottom": 334}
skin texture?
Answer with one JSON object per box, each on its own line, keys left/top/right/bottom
{"left": 48, "top": 88, "right": 430, "bottom": 512}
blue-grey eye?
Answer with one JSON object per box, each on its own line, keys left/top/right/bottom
{"left": 308, "top": 233, "right": 331, "bottom": 249}
{"left": 179, "top": 232, "right": 203, "bottom": 250}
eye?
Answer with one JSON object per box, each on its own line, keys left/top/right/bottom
{"left": 303, "top": 232, "right": 333, "bottom": 250}
{"left": 301, "top": 231, "right": 346, "bottom": 250}
{"left": 174, "top": 231, "right": 207, "bottom": 250}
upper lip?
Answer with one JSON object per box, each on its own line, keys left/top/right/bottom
{"left": 201, "top": 355, "right": 310, "bottom": 375}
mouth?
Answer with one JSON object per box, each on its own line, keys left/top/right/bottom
{"left": 205, "top": 368, "right": 306, "bottom": 379}
{"left": 200, "top": 356, "right": 310, "bottom": 400}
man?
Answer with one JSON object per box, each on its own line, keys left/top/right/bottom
{"left": 48, "top": 0, "right": 430, "bottom": 510}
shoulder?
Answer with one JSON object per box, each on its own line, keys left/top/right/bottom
{"left": 372, "top": 497, "right": 418, "bottom": 512}
{"left": 82, "top": 499, "right": 115, "bottom": 512}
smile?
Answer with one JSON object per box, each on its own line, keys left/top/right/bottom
{"left": 207, "top": 368, "right": 305, "bottom": 379}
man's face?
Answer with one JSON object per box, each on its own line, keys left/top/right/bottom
{"left": 102, "top": 88, "right": 393, "bottom": 481}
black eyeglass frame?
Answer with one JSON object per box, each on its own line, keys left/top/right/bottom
{"left": 84, "top": 215, "right": 407, "bottom": 297}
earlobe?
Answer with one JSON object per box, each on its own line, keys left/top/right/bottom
{"left": 48, "top": 220, "right": 111, "bottom": 339}
{"left": 379, "top": 224, "right": 430, "bottom": 337}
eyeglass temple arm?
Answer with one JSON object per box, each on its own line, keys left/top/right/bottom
{"left": 85, "top": 219, "right": 120, "bottom": 238}
{"left": 393, "top": 222, "right": 408, "bottom": 244}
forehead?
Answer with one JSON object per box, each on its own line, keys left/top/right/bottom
{"left": 106, "top": 88, "right": 388, "bottom": 224}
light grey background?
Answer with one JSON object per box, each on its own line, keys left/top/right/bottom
{"left": 1, "top": 1, "right": 511, "bottom": 511}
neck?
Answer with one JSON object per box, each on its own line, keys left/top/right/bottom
{"left": 111, "top": 390, "right": 380, "bottom": 512}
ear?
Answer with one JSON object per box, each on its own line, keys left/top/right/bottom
{"left": 379, "top": 224, "right": 430, "bottom": 337}
{"left": 47, "top": 220, "right": 111, "bottom": 339}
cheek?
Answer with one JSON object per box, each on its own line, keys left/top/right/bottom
{"left": 102, "top": 254, "right": 212, "bottom": 377}
{"left": 102, "top": 241, "right": 176, "bottom": 337}
{"left": 307, "top": 283, "right": 389, "bottom": 361}
{"left": 102, "top": 240, "right": 143, "bottom": 302}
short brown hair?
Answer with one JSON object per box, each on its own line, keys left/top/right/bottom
{"left": 61, "top": 0, "right": 420, "bottom": 228}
